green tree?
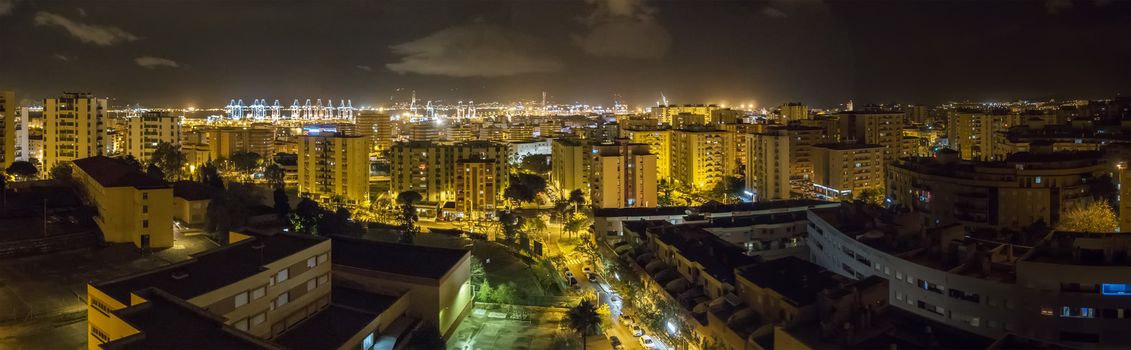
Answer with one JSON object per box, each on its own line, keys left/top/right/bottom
{"left": 49, "top": 162, "right": 73, "bottom": 181}
{"left": 6, "top": 160, "right": 38, "bottom": 181}
{"left": 564, "top": 300, "right": 601, "bottom": 350}
{"left": 396, "top": 191, "right": 423, "bottom": 243}
{"left": 149, "top": 141, "right": 186, "bottom": 181}
{"left": 230, "top": 151, "right": 262, "bottom": 175}
{"left": 201, "top": 162, "right": 224, "bottom": 188}
{"left": 497, "top": 211, "right": 524, "bottom": 244}
{"left": 563, "top": 213, "right": 589, "bottom": 238}
{"left": 709, "top": 176, "right": 745, "bottom": 203}
{"left": 117, "top": 155, "right": 142, "bottom": 170}
{"left": 292, "top": 198, "right": 323, "bottom": 235}
{"left": 263, "top": 163, "right": 285, "bottom": 188}
{"left": 569, "top": 189, "right": 586, "bottom": 213}
{"left": 504, "top": 183, "right": 535, "bottom": 206}
{"left": 1056, "top": 199, "right": 1118, "bottom": 232}
{"left": 857, "top": 188, "right": 885, "bottom": 206}
{"left": 476, "top": 281, "right": 494, "bottom": 302}
{"left": 519, "top": 154, "right": 552, "bottom": 174}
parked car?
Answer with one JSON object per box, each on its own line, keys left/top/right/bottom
{"left": 641, "top": 335, "right": 655, "bottom": 349}
{"left": 583, "top": 266, "right": 592, "bottom": 274}
{"left": 565, "top": 270, "right": 574, "bottom": 278}
{"left": 587, "top": 273, "right": 598, "bottom": 282}
{"left": 632, "top": 325, "right": 644, "bottom": 337}
{"left": 610, "top": 336, "right": 624, "bottom": 349}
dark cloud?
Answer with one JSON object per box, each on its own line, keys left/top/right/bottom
{"left": 356, "top": 65, "right": 373, "bottom": 72}
{"left": 0, "top": 0, "right": 13, "bottom": 16}
{"left": 574, "top": 0, "right": 671, "bottom": 59}
{"left": 33, "top": 11, "right": 138, "bottom": 46}
{"left": 761, "top": 7, "right": 787, "bottom": 18}
{"left": 386, "top": 21, "right": 562, "bottom": 77}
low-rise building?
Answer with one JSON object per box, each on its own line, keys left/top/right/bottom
{"left": 73, "top": 156, "right": 173, "bottom": 249}
{"left": 172, "top": 181, "right": 211, "bottom": 226}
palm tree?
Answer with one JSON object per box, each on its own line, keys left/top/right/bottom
{"left": 565, "top": 299, "right": 601, "bottom": 350}
{"left": 569, "top": 189, "right": 586, "bottom": 214}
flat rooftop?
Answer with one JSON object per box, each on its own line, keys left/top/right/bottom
{"left": 331, "top": 235, "right": 469, "bottom": 280}
{"left": 93, "top": 233, "right": 326, "bottom": 304}
{"left": 650, "top": 225, "right": 756, "bottom": 284}
{"left": 73, "top": 156, "right": 169, "bottom": 189}
{"left": 594, "top": 206, "right": 689, "bottom": 218}
{"left": 698, "top": 199, "right": 835, "bottom": 214}
{"left": 101, "top": 288, "right": 279, "bottom": 350}
{"left": 736, "top": 256, "right": 841, "bottom": 307}
{"left": 274, "top": 287, "right": 400, "bottom": 350}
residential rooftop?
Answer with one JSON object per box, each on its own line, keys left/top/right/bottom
{"left": 331, "top": 235, "right": 469, "bottom": 280}
{"left": 101, "top": 288, "right": 279, "bottom": 350}
{"left": 812, "top": 142, "right": 884, "bottom": 151}
{"left": 273, "top": 286, "right": 400, "bottom": 349}
{"left": 649, "top": 225, "right": 756, "bottom": 284}
{"left": 736, "top": 256, "right": 842, "bottom": 307}
{"left": 73, "top": 156, "right": 169, "bottom": 189}
{"left": 93, "top": 232, "right": 326, "bottom": 304}
{"left": 172, "top": 181, "right": 212, "bottom": 201}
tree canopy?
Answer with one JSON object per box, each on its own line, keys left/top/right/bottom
{"left": 49, "top": 162, "right": 73, "bottom": 181}
{"left": 230, "top": 151, "right": 262, "bottom": 174}
{"left": 6, "top": 161, "right": 38, "bottom": 180}
{"left": 149, "top": 141, "right": 186, "bottom": 181}
{"left": 396, "top": 191, "right": 423, "bottom": 243}
{"left": 519, "top": 154, "right": 552, "bottom": 174}
{"left": 564, "top": 300, "right": 601, "bottom": 350}
{"left": 1056, "top": 199, "right": 1118, "bottom": 232}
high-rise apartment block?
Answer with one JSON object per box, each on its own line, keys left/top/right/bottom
{"left": 947, "top": 109, "right": 1017, "bottom": 161}
{"left": 0, "top": 90, "right": 15, "bottom": 168}
{"left": 455, "top": 157, "right": 499, "bottom": 219}
{"left": 551, "top": 138, "right": 589, "bottom": 194}
{"left": 44, "top": 92, "right": 107, "bottom": 170}
{"left": 835, "top": 109, "right": 904, "bottom": 163}
{"left": 652, "top": 104, "right": 718, "bottom": 125}
{"left": 811, "top": 142, "right": 884, "bottom": 200}
{"left": 589, "top": 143, "right": 658, "bottom": 208}
{"left": 206, "top": 127, "right": 274, "bottom": 161}
{"left": 622, "top": 126, "right": 671, "bottom": 180}
{"left": 126, "top": 112, "right": 182, "bottom": 161}
{"left": 779, "top": 102, "right": 809, "bottom": 120}
{"left": 671, "top": 126, "right": 735, "bottom": 190}
{"left": 746, "top": 131, "right": 791, "bottom": 201}
{"left": 389, "top": 141, "right": 508, "bottom": 206}
{"left": 297, "top": 133, "right": 370, "bottom": 206}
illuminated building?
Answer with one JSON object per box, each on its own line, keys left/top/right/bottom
{"left": 589, "top": 143, "right": 657, "bottom": 208}
{"left": 672, "top": 113, "right": 707, "bottom": 129}
{"left": 507, "top": 139, "right": 551, "bottom": 164}
{"left": 652, "top": 104, "right": 718, "bottom": 125}
{"left": 85, "top": 232, "right": 471, "bottom": 349}
{"left": 182, "top": 142, "right": 211, "bottom": 169}
{"left": 887, "top": 149, "right": 1107, "bottom": 229}
{"left": 809, "top": 206, "right": 1131, "bottom": 348}
{"left": 206, "top": 127, "right": 274, "bottom": 160}
{"left": 14, "top": 106, "right": 44, "bottom": 162}
{"left": 126, "top": 112, "right": 182, "bottom": 161}
{"left": 410, "top": 121, "right": 439, "bottom": 142}
{"left": 44, "top": 92, "right": 108, "bottom": 171}
{"left": 455, "top": 157, "right": 498, "bottom": 219}
{"left": 622, "top": 126, "right": 671, "bottom": 179}
{"left": 389, "top": 140, "right": 508, "bottom": 205}
{"left": 551, "top": 138, "right": 589, "bottom": 194}
{"left": 0, "top": 90, "right": 15, "bottom": 168}
{"left": 778, "top": 102, "right": 809, "bottom": 120}
{"left": 904, "top": 104, "right": 930, "bottom": 124}
{"left": 902, "top": 126, "right": 945, "bottom": 157}
{"left": 72, "top": 156, "right": 173, "bottom": 249}
{"left": 297, "top": 133, "right": 370, "bottom": 206}
{"left": 746, "top": 131, "right": 791, "bottom": 201}
{"left": 671, "top": 126, "right": 734, "bottom": 190}
{"left": 835, "top": 109, "right": 904, "bottom": 164}
{"left": 811, "top": 142, "right": 884, "bottom": 200}
{"left": 947, "top": 109, "right": 1018, "bottom": 161}
{"left": 354, "top": 110, "right": 390, "bottom": 152}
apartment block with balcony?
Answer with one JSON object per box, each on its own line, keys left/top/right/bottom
{"left": 297, "top": 133, "right": 370, "bottom": 206}
{"left": 811, "top": 143, "right": 884, "bottom": 200}
{"left": 126, "top": 111, "right": 182, "bottom": 161}
{"left": 589, "top": 142, "right": 657, "bottom": 209}
{"left": 671, "top": 126, "right": 735, "bottom": 190}
{"left": 44, "top": 92, "right": 108, "bottom": 170}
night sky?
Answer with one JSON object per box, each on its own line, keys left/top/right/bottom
{"left": 0, "top": 0, "right": 1129, "bottom": 108}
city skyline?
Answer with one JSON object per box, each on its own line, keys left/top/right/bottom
{"left": 1, "top": 0, "right": 1129, "bottom": 107}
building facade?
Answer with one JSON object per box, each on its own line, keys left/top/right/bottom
{"left": 126, "top": 112, "right": 182, "bottom": 161}
{"left": 73, "top": 156, "right": 173, "bottom": 249}
{"left": 44, "top": 92, "right": 108, "bottom": 170}
{"left": 589, "top": 143, "right": 658, "bottom": 209}
{"left": 671, "top": 127, "right": 735, "bottom": 190}
{"left": 811, "top": 143, "right": 884, "bottom": 200}
{"left": 297, "top": 133, "right": 370, "bottom": 206}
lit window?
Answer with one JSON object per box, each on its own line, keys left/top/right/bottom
{"left": 275, "top": 292, "right": 289, "bottom": 308}
{"left": 307, "top": 257, "right": 316, "bottom": 268}
{"left": 234, "top": 291, "right": 249, "bottom": 307}
{"left": 251, "top": 287, "right": 265, "bottom": 300}
{"left": 251, "top": 312, "right": 266, "bottom": 326}
{"left": 234, "top": 318, "right": 249, "bottom": 331}
{"left": 307, "top": 279, "right": 316, "bottom": 291}
{"left": 276, "top": 269, "right": 289, "bottom": 283}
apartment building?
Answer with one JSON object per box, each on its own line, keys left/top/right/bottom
{"left": 73, "top": 156, "right": 173, "bottom": 249}
{"left": 206, "top": 126, "right": 274, "bottom": 160}
{"left": 126, "top": 111, "right": 182, "bottom": 161}
{"left": 887, "top": 149, "right": 1108, "bottom": 229}
{"left": 454, "top": 156, "right": 500, "bottom": 220}
{"left": 389, "top": 140, "right": 509, "bottom": 205}
{"left": 811, "top": 143, "right": 884, "bottom": 200}
{"left": 948, "top": 109, "right": 1018, "bottom": 161}
{"left": 551, "top": 138, "right": 589, "bottom": 195}
{"left": 589, "top": 142, "right": 658, "bottom": 209}
{"left": 622, "top": 126, "right": 671, "bottom": 180}
{"left": 0, "top": 90, "right": 15, "bottom": 168}
{"left": 297, "top": 133, "right": 370, "bottom": 206}
{"left": 87, "top": 232, "right": 471, "bottom": 349}
{"left": 671, "top": 126, "right": 735, "bottom": 190}
{"left": 44, "top": 92, "right": 108, "bottom": 170}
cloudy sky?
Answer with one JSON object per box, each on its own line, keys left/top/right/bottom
{"left": 0, "top": 0, "right": 1128, "bottom": 108}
